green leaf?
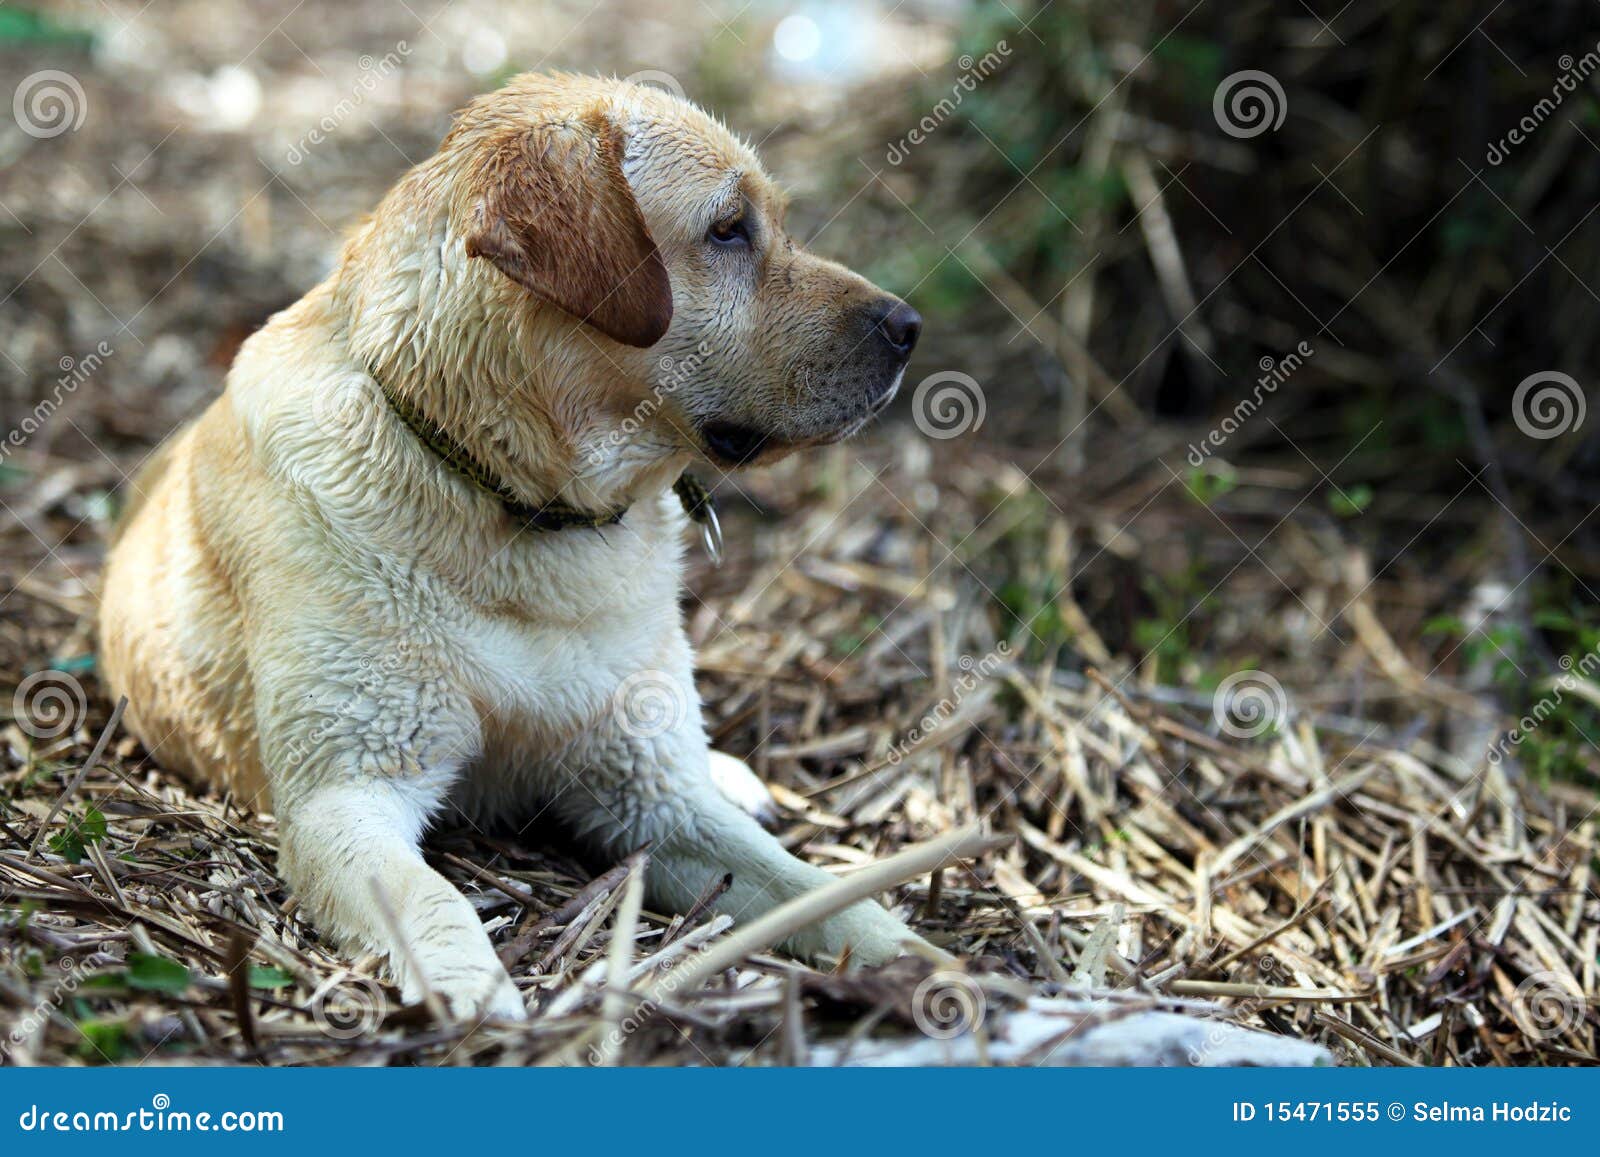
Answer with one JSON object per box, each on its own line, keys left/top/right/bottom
{"left": 126, "top": 952, "right": 191, "bottom": 993}
{"left": 74, "top": 1019, "right": 128, "bottom": 1063}
{"left": 1185, "top": 463, "right": 1238, "bottom": 506}
{"left": 48, "top": 807, "right": 107, "bottom": 863}
{"left": 1328, "top": 484, "right": 1374, "bottom": 518}
{"left": 0, "top": 8, "right": 96, "bottom": 47}
{"left": 77, "top": 973, "right": 125, "bottom": 991}
{"left": 1154, "top": 34, "right": 1224, "bottom": 96}
{"left": 248, "top": 965, "right": 295, "bottom": 990}
{"left": 1421, "top": 616, "right": 1466, "bottom": 638}
{"left": 1532, "top": 608, "right": 1576, "bottom": 631}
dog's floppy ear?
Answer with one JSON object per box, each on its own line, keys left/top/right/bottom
{"left": 464, "top": 112, "right": 672, "bottom": 348}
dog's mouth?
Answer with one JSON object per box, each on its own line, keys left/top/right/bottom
{"left": 698, "top": 420, "right": 772, "bottom": 467}
{"left": 698, "top": 371, "right": 903, "bottom": 467}
{"left": 869, "top": 366, "right": 905, "bottom": 413}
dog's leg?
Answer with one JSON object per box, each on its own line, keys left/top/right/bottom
{"left": 275, "top": 782, "right": 526, "bottom": 1020}
{"left": 253, "top": 646, "right": 524, "bottom": 1021}
{"left": 551, "top": 681, "right": 918, "bottom": 966}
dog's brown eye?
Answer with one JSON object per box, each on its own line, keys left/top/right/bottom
{"left": 708, "top": 216, "right": 750, "bottom": 248}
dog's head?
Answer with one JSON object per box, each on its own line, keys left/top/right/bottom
{"left": 447, "top": 73, "right": 920, "bottom": 471}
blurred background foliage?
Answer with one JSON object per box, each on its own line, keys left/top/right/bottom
{"left": 3, "top": 0, "right": 1598, "bottom": 783}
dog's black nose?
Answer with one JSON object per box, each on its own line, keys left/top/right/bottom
{"left": 874, "top": 300, "right": 922, "bottom": 357}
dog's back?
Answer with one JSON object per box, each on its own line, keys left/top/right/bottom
{"left": 99, "top": 392, "right": 268, "bottom": 803}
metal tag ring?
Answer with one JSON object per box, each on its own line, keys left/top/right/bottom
{"left": 699, "top": 503, "right": 724, "bottom": 567}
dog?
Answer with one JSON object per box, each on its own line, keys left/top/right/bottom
{"left": 98, "top": 73, "right": 925, "bottom": 1019}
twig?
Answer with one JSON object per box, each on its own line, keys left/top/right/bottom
{"left": 593, "top": 856, "right": 648, "bottom": 1066}
{"left": 639, "top": 826, "right": 1007, "bottom": 1005}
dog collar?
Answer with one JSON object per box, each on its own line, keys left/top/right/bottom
{"left": 369, "top": 364, "right": 722, "bottom": 562}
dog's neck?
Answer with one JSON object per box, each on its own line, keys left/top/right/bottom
{"left": 330, "top": 160, "right": 691, "bottom": 518}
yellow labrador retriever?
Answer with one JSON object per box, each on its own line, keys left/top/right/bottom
{"left": 98, "top": 73, "right": 923, "bottom": 1019}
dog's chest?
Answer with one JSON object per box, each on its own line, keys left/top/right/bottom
{"left": 449, "top": 519, "right": 689, "bottom": 751}
{"left": 465, "top": 612, "right": 658, "bottom": 737}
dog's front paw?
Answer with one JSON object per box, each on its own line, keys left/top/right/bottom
{"left": 402, "top": 958, "right": 526, "bottom": 1022}
{"left": 789, "top": 898, "right": 922, "bottom": 968}
{"left": 707, "top": 751, "right": 778, "bottom": 826}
